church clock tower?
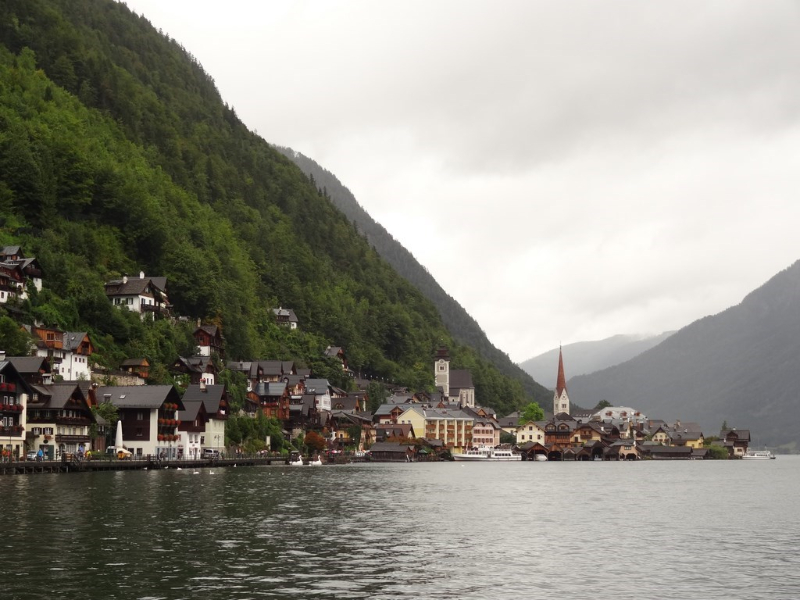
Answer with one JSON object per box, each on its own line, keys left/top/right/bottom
{"left": 434, "top": 346, "right": 450, "bottom": 397}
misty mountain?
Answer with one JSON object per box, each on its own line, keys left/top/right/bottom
{"left": 519, "top": 333, "right": 674, "bottom": 389}
{"left": 566, "top": 260, "right": 800, "bottom": 449}
{"left": 274, "top": 147, "right": 550, "bottom": 405}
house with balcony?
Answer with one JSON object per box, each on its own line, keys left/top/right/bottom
{"left": 25, "top": 382, "right": 95, "bottom": 460}
{"left": 0, "top": 246, "right": 42, "bottom": 303}
{"left": 228, "top": 360, "right": 296, "bottom": 392}
{"left": 100, "top": 385, "right": 183, "bottom": 458}
{"left": 423, "top": 407, "right": 473, "bottom": 452}
{"left": 249, "top": 381, "right": 290, "bottom": 421}
{"left": 0, "top": 358, "right": 32, "bottom": 461}
{"left": 171, "top": 355, "right": 216, "bottom": 386}
{"left": 544, "top": 414, "right": 579, "bottom": 447}
{"left": 7, "top": 355, "right": 52, "bottom": 386}
{"left": 720, "top": 428, "right": 750, "bottom": 458}
{"left": 193, "top": 323, "right": 224, "bottom": 358}
{"left": 178, "top": 383, "right": 229, "bottom": 458}
{"left": 59, "top": 331, "right": 94, "bottom": 381}
{"left": 104, "top": 273, "right": 170, "bottom": 318}
{"left": 375, "top": 422, "right": 416, "bottom": 442}
{"left": 272, "top": 307, "right": 299, "bottom": 329}
{"left": 330, "top": 411, "right": 374, "bottom": 451}
{"left": 29, "top": 328, "right": 94, "bottom": 381}
{"left": 669, "top": 430, "right": 705, "bottom": 449}
{"left": 571, "top": 422, "right": 605, "bottom": 446}
{"left": 120, "top": 358, "right": 150, "bottom": 381}
{"left": 324, "top": 346, "right": 352, "bottom": 375}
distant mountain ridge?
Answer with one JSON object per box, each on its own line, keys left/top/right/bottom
{"left": 520, "top": 332, "right": 674, "bottom": 388}
{"left": 275, "top": 147, "right": 550, "bottom": 405}
{"left": 566, "top": 260, "right": 800, "bottom": 449}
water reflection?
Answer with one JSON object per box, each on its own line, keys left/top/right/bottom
{"left": 1, "top": 460, "right": 800, "bottom": 598}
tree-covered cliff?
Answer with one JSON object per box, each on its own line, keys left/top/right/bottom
{"left": 0, "top": 0, "right": 533, "bottom": 414}
{"left": 275, "top": 147, "right": 551, "bottom": 404}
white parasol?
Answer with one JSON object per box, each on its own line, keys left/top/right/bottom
{"left": 115, "top": 419, "right": 123, "bottom": 450}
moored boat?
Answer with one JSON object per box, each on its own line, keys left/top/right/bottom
{"left": 453, "top": 447, "right": 522, "bottom": 461}
{"left": 742, "top": 449, "right": 776, "bottom": 460}
{"left": 453, "top": 447, "right": 490, "bottom": 461}
{"left": 487, "top": 448, "right": 522, "bottom": 461}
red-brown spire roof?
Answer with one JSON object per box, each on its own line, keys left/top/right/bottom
{"left": 556, "top": 346, "right": 567, "bottom": 396}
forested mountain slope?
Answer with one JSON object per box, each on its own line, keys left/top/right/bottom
{"left": 275, "top": 147, "right": 550, "bottom": 404}
{"left": 0, "top": 0, "right": 530, "bottom": 414}
{"left": 520, "top": 332, "right": 674, "bottom": 389}
{"left": 567, "top": 261, "right": 800, "bottom": 448}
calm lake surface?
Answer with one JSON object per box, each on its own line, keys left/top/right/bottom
{"left": 2, "top": 457, "right": 799, "bottom": 599}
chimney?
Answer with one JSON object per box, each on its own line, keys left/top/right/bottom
{"left": 0, "top": 350, "right": 5, "bottom": 362}
{"left": 197, "top": 318, "right": 201, "bottom": 327}
{"left": 103, "top": 393, "right": 111, "bottom": 403}
{"left": 139, "top": 271, "right": 145, "bottom": 279}
{"left": 122, "top": 274, "right": 128, "bottom": 284}
{"left": 200, "top": 380, "right": 207, "bottom": 392}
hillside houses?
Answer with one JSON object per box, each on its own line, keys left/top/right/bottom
{"left": 0, "top": 246, "right": 42, "bottom": 304}
{"left": 104, "top": 272, "right": 170, "bottom": 318}
{"left": 0, "top": 246, "right": 749, "bottom": 462}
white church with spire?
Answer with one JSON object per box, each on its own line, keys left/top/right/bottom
{"left": 553, "top": 347, "right": 570, "bottom": 416}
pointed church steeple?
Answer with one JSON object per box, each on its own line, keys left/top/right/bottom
{"left": 556, "top": 346, "right": 567, "bottom": 397}
{"left": 553, "top": 346, "right": 570, "bottom": 416}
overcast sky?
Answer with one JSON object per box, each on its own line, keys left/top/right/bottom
{"left": 124, "top": 0, "right": 800, "bottom": 363}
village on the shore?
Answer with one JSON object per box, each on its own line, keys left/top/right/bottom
{"left": 1, "top": 245, "right": 754, "bottom": 469}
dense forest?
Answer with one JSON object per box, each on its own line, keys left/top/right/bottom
{"left": 0, "top": 0, "right": 537, "bottom": 415}
{"left": 275, "top": 147, "right": 550, "bottom": 404}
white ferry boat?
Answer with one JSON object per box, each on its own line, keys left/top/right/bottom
{"left": 453, "top": 447, "right": 522, "bottom": 461}
{"left": 742, "top": 449, "right": 776, "bottom": 460}
{"left": 453, "top": 447, "right": 491, "bottom": 461}
{"left": 487, "top": 448, "right": 522, "bottom": 461}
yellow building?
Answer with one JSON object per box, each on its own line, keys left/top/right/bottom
{"left": 398, "top": 406, "right": 426, "bottom": 439}
{"left": 516, "top": 420, "right": 546, "bottom": 445}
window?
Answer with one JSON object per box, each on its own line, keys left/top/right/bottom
{"left": 135, "top": 427, "right": 143, "bottom": 437}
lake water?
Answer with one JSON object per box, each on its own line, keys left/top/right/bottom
{"left": 2, "top": 457, "right": 799, "bottom": 599}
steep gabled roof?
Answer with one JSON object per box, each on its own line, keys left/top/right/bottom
{"left": 449, "top": 369, "right": 474, "bottom": 389}
{"left": 44, "top": 383, "right": 88, "bottom": 410}
{"left": 304, "top": 379, "right": 330, "bottom": 394}
{"left": 63, "top": 331, "right": 90, "bottom": 352}
{"left": 178, "top": 400, "right": 206, "bottom": 422}
{"left": 101, "top": 385, "right": 180, "bottom": 409}
{"left": 253, "top": 381, "right": 288, "bottom": 397}
{"left": 7, "top": 356, "right": 50, "bottom": 375}
{"left": 258, "top": 360, "right": 284, "bottom": 376}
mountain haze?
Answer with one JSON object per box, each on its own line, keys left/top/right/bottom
{"left": 520, "top": 332, "right": 674, "bottom": 389}
{"left": 566, "top": 261, "right": 800, "bottom": 449}
{"left": 275, "top": 147, "right": 550, "bottom": 405}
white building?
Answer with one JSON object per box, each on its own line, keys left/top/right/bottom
{"left": 104, "top": 272, "right": 170, "bottom": 318}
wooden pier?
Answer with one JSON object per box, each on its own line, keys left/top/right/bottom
{"left": 0, "top": 454, "right": 296, "bottom": 476}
